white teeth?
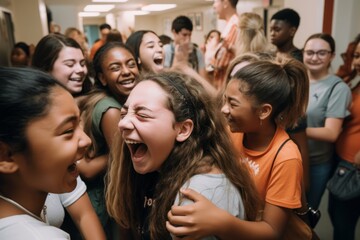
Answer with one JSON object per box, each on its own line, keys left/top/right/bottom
{"left": 121, "top": 79, "right": 134, "bottom": 85}
{"left": 125, "top": 139, "right": 141, "bottom": 144}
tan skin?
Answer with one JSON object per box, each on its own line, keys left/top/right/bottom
{"left": 0, "top": 88, "right": 104, "bottom": 240}
{"left": 77, "top": 47, "right": 140, "bottom": 180}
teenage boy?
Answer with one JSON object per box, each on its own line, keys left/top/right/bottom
{"left": 270, "top": 8, "right": 302, "bottom": 61}
{"left": 164, "top": 15, "right": 206, "bottom": 78}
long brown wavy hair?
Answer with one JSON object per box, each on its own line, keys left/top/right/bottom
{"left": 106, "top": 71, "right": 259, "bottom": 239}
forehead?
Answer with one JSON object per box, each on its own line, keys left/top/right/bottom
{"left": 305, "top": 38, "right": 330, "bottom": 49}
{"left": 142, "top": 32, "right": 159, "bottom": 44}
{"left": 57, "top": 46, "right": 83, "bottom": 59}
{"left": 270, "top": 19, "right": 290, "bottom": 28}
{"left": 177, "top": 29, "right": 191, "bottom": 35}
{"left": 105, "top": 47, "right": 133, "bottom": 60}
{"left": 126, "top": 80, "right": 168, "bottom": 108}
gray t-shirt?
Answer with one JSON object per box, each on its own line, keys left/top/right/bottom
{"left": 173, "top": 173, "right": 245, "bottom": 240}
{"left": 307, "top": 75, "right": 352, "bottom": 165}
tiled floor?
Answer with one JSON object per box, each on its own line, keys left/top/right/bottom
{"left": 313, "top": 190, "right": 360, "bottom": 240}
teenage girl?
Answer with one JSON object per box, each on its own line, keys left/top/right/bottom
{"left": 0, "top": 67, "right": 91, "bottom": 239}
{"left": 166, "top": 59, "right": 310, "bottom": 239}
{"left": 31, "top": 33, "right": 106, "bottom": 239}
{"left": 303, "top": 33, "right": 352, "bottom": 209}
{"left": 106, "top": 72, "right": 259, "bottom": 239}
{"left": 75, "top": 42, "right": 140, "bottom": 239}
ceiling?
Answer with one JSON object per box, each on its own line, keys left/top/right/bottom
{"left": 44, "top": 0, "right": 214, "bottom": 16}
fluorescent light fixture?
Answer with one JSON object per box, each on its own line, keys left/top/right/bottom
{"left": 141, "top": 4, "right": 177, "bottom": 12}
{"left": 79, "top": 12, "right": 101, "bottom": 17}
{"left": 125, "top": 10, "right": 150, "bottom": 15}
{"left": 92, "top": 0, "right": 127, "bottom": 2}
{"left": 84, "top": 4, "right": 115, "bottom": 12}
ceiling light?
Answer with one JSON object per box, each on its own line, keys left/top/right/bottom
{"left": 141, "top": 4, "right": 177, "bottom": 12}
{"left": 125, "top": 10, "right": 150, "bottom": 15}
{"left": 92, "top": 0, "right": 127, "bottom": 2}
{"left": 84, "top": 4, "right": 115, "bottom": 12}
{"left": 79, "top": 12, "right": 101, "bottom": 17}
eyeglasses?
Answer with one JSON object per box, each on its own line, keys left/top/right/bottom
{"left": 303, "top": 50, "right": 332, "bottom": 58}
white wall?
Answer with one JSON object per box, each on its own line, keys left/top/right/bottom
{"left": 11, "top": 0, "right": 48, "bottom": 45}
{"left": 284, "top": 0, "right": 325, "bottom": 49}
{"left": 50, "top": 5, "right": 81, "bottom": 33}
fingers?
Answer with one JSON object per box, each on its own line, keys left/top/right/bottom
{"left": 166, "top": 221, "right": 195, "bottom": 240}
{"left": 179, "top": 188, "right": 205, "bottom": 202}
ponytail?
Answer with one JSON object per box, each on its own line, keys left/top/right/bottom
{"left": 231, "top": 59, "right": 309, "bottom": 128}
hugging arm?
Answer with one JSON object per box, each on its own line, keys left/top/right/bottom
{"left": 166, "top": 189, "right": 290, "bottom": 240}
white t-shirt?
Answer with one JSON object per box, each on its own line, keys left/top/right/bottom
{"left": 45, "top": 176, "right": 87, "bottom": 227}
{"left": 0, "top": 215, "right": 70, "bottom": 240}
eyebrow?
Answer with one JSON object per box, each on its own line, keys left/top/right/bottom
{"left": 121, "top": 105, "right": 153, "bottom": 112}
{"left": 55, "top": 115, "right": 78, "bottom": 131}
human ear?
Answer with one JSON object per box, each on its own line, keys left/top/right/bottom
{"left": 0, "top": 142, "right": 19, "bottom": 173}
{"left": 289, "top": 27, "right": 297, "bottom": 37}
{"left": 176, "top": 119, "right": 194, "bottom": 142}
{"left": 258, "top": 103, "right": 272, "bottom": 120}
{"left": 98, "top": 73, "right": 107, "bottom": 86}
{"left": 137, "top": 57, "right": 142, "bottom": 65}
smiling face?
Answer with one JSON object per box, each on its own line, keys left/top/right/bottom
{"left": 118, "top": 80, "right": 182, "bottom": 174}
{"left": 139, "top": 32, "right": 164, "bottom": 74}
{"left": 13, "top": 86, "right": 91, "bottom": 193}
{"left": 50, "top": 46, "right": 88, "bottom": 95}
{"left": 303, "top": 38, "right": 334, "bottom": 75}
{"left": 99, "top": 47, "right": 140, "bottom": 99}
{"left": 221, "top": 79, "right": 260, "bottom": 133}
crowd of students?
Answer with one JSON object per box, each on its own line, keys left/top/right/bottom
{"left": 1, "top": 0, "right": 359, "bottom": 239}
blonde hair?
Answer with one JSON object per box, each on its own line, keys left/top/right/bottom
{"left": 236, "top": 12, "right": 271, "bottom": 55}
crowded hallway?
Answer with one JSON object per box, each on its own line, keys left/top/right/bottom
{"left": 0, "top": 0, "right": 360, "bottom": 239}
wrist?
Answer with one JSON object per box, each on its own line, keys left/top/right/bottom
{"left": 294, "top": 205, "right": 311, "bottom": 216}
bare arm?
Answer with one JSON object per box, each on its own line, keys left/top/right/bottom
{"left": 66, "top": 193, "right": 106, "bottom": 240}
{"left": 100, "top": 107, "right": 121, "bottom": 148}
{"left": 77, "top": 108, "right": 121, "bottom": 180}
{"left": 289, "top": 130, "right": 310, "bottom": 192}
{"left": 170, "top": 43, "right": 218, "bottom": 97}
{"left": 306, "top": 118, "right": 344, "bottom": 142}
{"left": 166, "top": 189, "right": 290, "bottom": 240}
{"left": 77, "top": 154, "right": 108, "bottom": 180}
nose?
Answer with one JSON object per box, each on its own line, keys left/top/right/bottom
{"left": 118, "top": 114, "right": 134, "bottom": 132}
{"left": 221, "top": 103, "right": 229, "bottom": 115}
{"left": 79, "top": 129, "right": 91, "bottom": 149}
{"left": 75, "top": 62, "right": 86, "bottom": 74}
{"left": 121, "top": 66, "right": 131, "bottom": 76}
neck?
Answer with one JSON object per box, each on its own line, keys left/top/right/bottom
{"left": 243, "top": 121, "right": 277, "bottom": 151}
{"left": 277, "top": 41, "right": 296, "bottom": 53}
{"left": 224, "top": 9, "right": 236, "bottom": 22}
{"left": 308, "top": 69, "right": 330, "bottom": 81}
{"left": 0, "top": 189, "right": 47, "bottom": 221}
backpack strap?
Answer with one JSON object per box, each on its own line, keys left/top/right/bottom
{"left": 269, "top": 138, "right": 292, "bottom": 177}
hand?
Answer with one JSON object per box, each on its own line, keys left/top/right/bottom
{"left": 166, "top": 188, "right": 226, "bottom": 240}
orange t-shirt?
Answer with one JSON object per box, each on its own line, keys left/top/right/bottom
{"left": 336, "top": 90, "right": 360, "bottom": 162}
{"left": 89, "top": 39, "right": 105, "bottom": 61}
{"left": 230, "top": 128, "right": 302, "bottom": 209}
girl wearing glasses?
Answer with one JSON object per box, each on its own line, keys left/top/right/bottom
{"left": 303, "top": 33, "right": 352, "bottom": 210}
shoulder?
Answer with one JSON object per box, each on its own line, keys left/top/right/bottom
{"left": 0, "top": 215, "right": 70, "bottom": 239}
{"left": 94, "top": 96, "right": 122, "bottom": 113}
